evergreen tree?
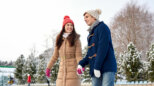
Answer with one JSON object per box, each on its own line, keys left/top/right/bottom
{"left": 22, "top": 53, "right": 36, "bottom": 83}
{"left": 122, "top": 42, "right": 143, "bottom": 82}
{"left": 22, "top": 58, "right": 28, "bottom": 83}
{"left": 115, "top": 53, "right": 125, "bottom": 81}
{"left": 81, "top": 46, "right": 91, "bottom": 82}
{"left": 36, "top": 55, "right": 46, "bottom": 83}
{"left": 14, "top": 54, "right": 25, "bottom": 84}
{"left": 50, "top": 59, "right": 59, "bottom": 83}
{"left": 138, "top": 61, "right": 148, "bottom": 81}
{"left": 37, "top": 47, "right": 58, "bottom": 83}
{"left": 147, "top": 43, "right": 154, "bottom": 82}
{"left": 26, "top": 54, "right": 37, "bottom": 83}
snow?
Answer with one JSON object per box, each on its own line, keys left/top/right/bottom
{"left": 0, "top": 67, "right": 15, "bottom": 78}
{"left": 0, "top": 67, "right": 15, "bottom": 73}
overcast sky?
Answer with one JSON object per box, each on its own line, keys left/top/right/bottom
{"left": 0, "top": 0, "right": 154, "bottom": 62}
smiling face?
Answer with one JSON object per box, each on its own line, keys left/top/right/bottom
{"left": 84, "top": 13, "right": 96, "bottom": 26}
{"left": 64, "top": 23, "right": 74, "bottom": 33}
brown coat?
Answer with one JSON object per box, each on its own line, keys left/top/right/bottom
{"left": 47, "top": 36, "right": 82, "bottom": 86}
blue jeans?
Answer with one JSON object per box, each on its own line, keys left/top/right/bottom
{"left": 92, "top": 72, "right": 115, "bottom": 86}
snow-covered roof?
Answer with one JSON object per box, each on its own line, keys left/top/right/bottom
{"left": 0, "top": 66, "right": 15, "bottom": 73}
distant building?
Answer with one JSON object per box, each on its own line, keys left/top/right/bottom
{"left": 0, "top": 66, "right": 15, "bottom": 86}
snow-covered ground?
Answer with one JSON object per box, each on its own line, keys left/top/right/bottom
{"left": 115, "top": 80, "right": 149, "bottom": 84}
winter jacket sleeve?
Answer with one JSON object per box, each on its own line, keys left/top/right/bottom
{"left": 47, "top": 46, "right": 59, "bottom": 69}
{"left": 75, "top": 39, "right": 82, "bottom": 64}
{"left": 79, "top": 54, "right": 89, "bottom": 67}
{"left": 94, "top": 24, "right": 110, "bottom": 70}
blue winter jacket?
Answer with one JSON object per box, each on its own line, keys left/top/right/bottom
{"left": 79, "top": 21, "right": 117, "bottom": 77}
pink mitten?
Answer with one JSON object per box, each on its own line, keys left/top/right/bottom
{"left": 77, "top": 65, "right": 85, "bottom": 75}
{"left": 77, "top": 68, "right": 82, "bottom": 74}
{"left": 82, "top": 68, "right": 85, "bottom": 71}
{"left": 46, "top": 68, "right": 50, "bottom": 77}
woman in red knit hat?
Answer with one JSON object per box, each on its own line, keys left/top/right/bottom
{"left": 46, "top": 15, "right": 83, "bottom": 86}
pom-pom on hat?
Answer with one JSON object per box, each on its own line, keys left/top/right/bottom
{"left": 84, "top": 9, "right": 102, "bottom": 20}
{"left": 62, "top": 15, "right": 74, "bottom": 29}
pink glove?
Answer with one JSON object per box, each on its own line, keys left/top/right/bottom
{"left": 46, "top": 68, "right": 50, "bottom": 77}
{"left": 77, "top": 65, "right": 85, "bottom": 75}
{"left": 77, "top": 68, "right": 85, "bottom": 74}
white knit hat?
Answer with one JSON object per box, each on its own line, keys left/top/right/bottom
{"left": 84, "top": 9, "right": 102, "bottom": 20}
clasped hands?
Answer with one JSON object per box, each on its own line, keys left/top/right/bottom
{"left": 77, "top": 65, "right": 101, "bottom": 78}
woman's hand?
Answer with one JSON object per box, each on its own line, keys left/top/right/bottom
{"left": 46, "top": 68, "right": 50, "bottom": 77}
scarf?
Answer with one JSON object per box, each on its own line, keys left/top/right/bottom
{"left": 87, "top": 20, "right": 100, "bottom": 32}
{"left": 63, "top": 32, "right": 71, "bottom": 38}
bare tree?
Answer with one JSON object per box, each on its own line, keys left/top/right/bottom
{"left": 44, "top": 30, "right": 58, "bottom": 50}
{"left": 42, "top": 30, "right": 58, "bottom": 63}
{"left": 29, "top": 45, "right": 37, "bottom": 57}
{"left": 110, "top": 1, "right": 154, "bottom": 59}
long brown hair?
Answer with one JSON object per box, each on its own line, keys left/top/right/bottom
{"left": 56, "top": 26, "right": 79, "bottom": 49}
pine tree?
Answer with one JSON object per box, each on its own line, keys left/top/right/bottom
{"left": 138, "top": 61, "right": 148, "bottom": 81}
{"left": 115, "top": 53, "right": 125, "bottom": 81}
{"left": 36, "top": 55, "right": 46, "bottom": 83}
{"left": 81, "top": 46, "right": 91, "bottom": 82}
{"left": 26, "top": 54, "right": 37, "bottom": 83}
{"left": 22, "top": 53, "right": 36, "bottom": 83}
{"left": 122, "top": 42, "right": 143, "bottom": 82}
{"left": 14, "top": 54, "right": 25, "bottom": 84}
{"left": 50, "top": 59, "right": 59, "bottom": 83}
{"left": 22, "top": 58, "right": 28, "bottom": 83}
{"left": 147, "top": 43, "right": 154, "bottom": 82}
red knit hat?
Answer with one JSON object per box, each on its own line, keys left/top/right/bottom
{"left": 62, "top": 15, "right": 74, "bottom": 29}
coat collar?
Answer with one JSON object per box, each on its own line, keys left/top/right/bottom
{"left": 87, "top": 20, "right": 100, "bottom": 33}
{"left": 63, "top": 32, "right": 71, "bottom": 38}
